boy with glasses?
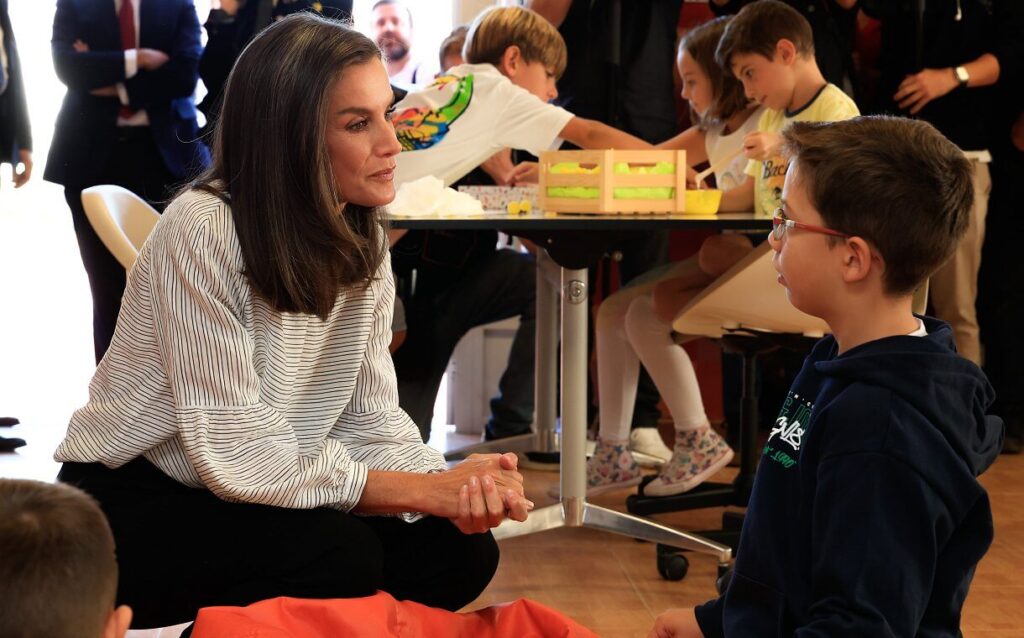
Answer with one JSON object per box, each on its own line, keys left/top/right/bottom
{"left": 649, "top": 116, "right": 1003, "bottom": 637}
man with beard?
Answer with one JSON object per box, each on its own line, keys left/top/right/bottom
{"left": 372, "top": 0, "right": 426, "bottom": 88}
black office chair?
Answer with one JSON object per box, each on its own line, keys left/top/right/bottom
{"left": 625, "top": 243, "right": 828, "bottom": 582}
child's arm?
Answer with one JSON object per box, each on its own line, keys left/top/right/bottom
{"left": 655, "top": 126, "right": 709, "bottom": 166}
{"left": 559, "top": 116, "right": 653, "bottom": 150}
{"left": 717, "top": 180, "right": 754, "bottom": 213}
{"left": 527, "top": 0, "right": 572, "bottom": 26}
{"left": 649, "top": 608, "right": 704, "bottom": 638}
{"left": 742, "top": 131, "right": 784, "bottom": 162}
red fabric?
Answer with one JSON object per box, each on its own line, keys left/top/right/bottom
{"left": 190, "top": 592, "right": 600, "bottom": 638}
{"left": 118, "top": 0, "right": 136, "bottom": 118}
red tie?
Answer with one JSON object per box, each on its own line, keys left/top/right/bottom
{"left": 119, "top": 0, "right": 136, "bottom": 118}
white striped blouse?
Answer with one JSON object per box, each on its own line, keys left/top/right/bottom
{"left": 55, "top": 189, "right": 446, "bottom": 516}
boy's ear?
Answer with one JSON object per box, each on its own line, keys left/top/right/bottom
{"left": 103, "top": 604, "right": 132, "bottom": 638}
{"left": 499, "top": 45, "right": 523, "bottom": 77}
{"left": 839, "top": 236, "right": 880, "bottom": 286}
{"left": 775, "top": 38, "right": 797, "bottom": 65}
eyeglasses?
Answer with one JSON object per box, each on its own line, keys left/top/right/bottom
{"left": 771, "top": 208, "right": 850, "bottom": 241}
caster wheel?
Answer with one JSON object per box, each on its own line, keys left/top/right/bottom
{"left": 656, "top": 548, "right": 689, "bottom": 581}
{"left": 716, "top": 564, "right": 733, "bottom": 594}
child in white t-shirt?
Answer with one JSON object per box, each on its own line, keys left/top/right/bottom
{"left": 587, "top": 17, "right": 763, "bottom": 496}
{"left": 392, "top": 5, "right": 651, "bottom": 189}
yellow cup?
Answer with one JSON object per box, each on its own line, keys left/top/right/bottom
{"left": 684, "top": 189, "right": 723, "bottom": 214}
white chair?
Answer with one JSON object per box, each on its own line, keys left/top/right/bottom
{"left": 670, "top": 242, "right": 927, "bottom": 338}
{"left": 81, "top": 185, "right": 161, "bottom": 270}
{"left": 672, "top": 241, "right": 829, "bottom": 339}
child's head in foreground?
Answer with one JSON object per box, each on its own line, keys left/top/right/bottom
{"left": 768, "top": 116, "right": 973, "bottom": 320}
{"left": 0, "top": 479, "right": 132, "bottom": 638}
{"left": 463, "top": 5, "right": 568, "bottom": 102}
{"left": 715, "top": 0, "right": 818, "bottom": 112}
{"left": 678, "top": 16, "right": 752, "bottom": 130}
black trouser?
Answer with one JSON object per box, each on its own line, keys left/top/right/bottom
{"left": 980, "top": 153, "right": 1024, "bottom": 424}
{"left": 65, "top": 127, "right": 179, "bottom": 364}
{"left": 394, "top": 248, "right": 537, "bottom": 441}
{"left": 58, "top": 458, "right": 499, "bottom": 628}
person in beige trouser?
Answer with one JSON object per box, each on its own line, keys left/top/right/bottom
{"left": 929, "top": 157, "right": 991, "bottom": 366}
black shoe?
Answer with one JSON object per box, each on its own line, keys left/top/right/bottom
{"left": 0, "top": 416, "right": 19, "bottom": 427}
{"left": 483, "top": 426, "right": 533, "bottom": 441}
{"left": 0, "top": 436, "right": 26, "bottom": 452}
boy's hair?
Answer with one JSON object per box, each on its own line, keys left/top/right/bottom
{"left": 681, "top": 17, "right": 750, "bottom": 128}
{"left": 463, "top": 6, "right": 568, "bottom": 78}
{"left": 0, "top": 479, "right": 118, "bottom": 638}
{"left": 781, "top": 116, "right": 973, "bottom": 295}
{"left": 715, "top": 0, "right": 815, "bottom": 71}
{"left": 439, "top": 25, "right": 469, "bottom": 68}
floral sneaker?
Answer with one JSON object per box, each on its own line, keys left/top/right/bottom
{"left": 644, "top": 426, "right": 734, "bottom": 497}
{"left": 549, "top": 437, "right": 643, "bottom": 499}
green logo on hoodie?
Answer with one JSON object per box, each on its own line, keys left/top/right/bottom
{"left": 763, "top": 392, "right": 812, "bottom": 469}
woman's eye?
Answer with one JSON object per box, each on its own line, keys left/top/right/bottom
{"left": 385, "top": 108, "right": 396, "bottom": 122}
{"left": 348, "top": 119, "right": 368, "bottom": 131}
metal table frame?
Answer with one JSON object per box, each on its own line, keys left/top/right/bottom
{"left": 391, "top": 212, "right": 770, "bottom": 568}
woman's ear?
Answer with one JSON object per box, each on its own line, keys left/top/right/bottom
{"left": 840, "top": 236, "right": 881, "bottom": 286}
{"left": 499, "top": 45, "right": 523, "bottom": 78}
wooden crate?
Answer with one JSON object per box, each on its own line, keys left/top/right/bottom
{"left": 538, "top": 149, "right": 688, "bottom": 214}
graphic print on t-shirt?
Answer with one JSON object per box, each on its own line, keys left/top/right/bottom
{"left": 763, "top": 391, "right": 813, "bottom": 469}
{"left": 393, "top": 74, "right": 474, "bottom": 151}
{"left": 759, "top": 155, "right": 789, "bottom": 217}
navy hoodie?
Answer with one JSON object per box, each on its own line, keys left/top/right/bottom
{"left": 695, "top": 317, "right": 1003, "bottom": 637}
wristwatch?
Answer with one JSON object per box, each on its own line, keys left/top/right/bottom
{"left": 953, "top": 66, "right": 970, "bottom": 89}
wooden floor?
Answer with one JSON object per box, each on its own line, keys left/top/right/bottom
{"left": 474, "top": 456, "right": 1024, "bottom": 638}
{"left": 1, "top": 176, "right": 1022, "bottom": 637}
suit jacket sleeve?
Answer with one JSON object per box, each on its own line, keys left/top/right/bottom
{"left": 2, "top": 0, "right": 30, "bottom": 153}
{"left": 51, "top": 0, "right": 131, "bottom": 91}
{"left": 124, "top": 1, "right": 202, "bottom": 109}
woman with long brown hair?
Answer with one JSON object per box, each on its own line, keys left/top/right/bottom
{"left": 54, "top": 13, "right": 529, "bottom": 628}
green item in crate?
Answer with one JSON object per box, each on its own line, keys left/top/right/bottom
{"left": 547, "top": 161, "right": 675, "bottom": 199}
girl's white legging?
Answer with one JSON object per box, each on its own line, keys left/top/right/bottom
{"left": 596, "top": 264, "right": 708, "bottom": 444}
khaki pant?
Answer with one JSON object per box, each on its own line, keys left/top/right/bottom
{"left": 930, "top": 160, "right": 991, "bottom": 365}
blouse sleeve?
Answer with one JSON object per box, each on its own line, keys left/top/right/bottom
{"left": 329, "top": 254, "right": 447, "bottom": 475}
{"left": 147, "top": 211, "right": 369, "bottom": 511}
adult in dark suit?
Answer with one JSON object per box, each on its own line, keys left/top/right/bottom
{"left": 0, "top": 0, "right": 31, "bottom": 190}
{"left": 45, "top": 0, "right": 210, "bottom": 363}
{"left": 1, "top": 0, "right": 31, "bottom": 452}
{"left": 199, "top": 0, "right": 353, "bottom": 134}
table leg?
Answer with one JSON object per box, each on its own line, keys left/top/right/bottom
{"left": 492, "top": 264, "right": 732, "bottom": 569}
{"left": 534, "top": 250, "right": 560, "bottom": 454}
{"left": 443, "top": 250, "right": 559, "bottom": 462}
{"left": 559, "top": 267, "right": 588, "bottom": 503}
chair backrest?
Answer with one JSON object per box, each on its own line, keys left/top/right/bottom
{"left": 80, "top": 185, "right": 161, "bottom": 270}
{"left": 672, "top": 242, "right": 830, "bottom": 339}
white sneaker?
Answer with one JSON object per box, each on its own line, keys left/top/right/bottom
{"left": 629, "top": 427, "right": 673, "bottom": 467}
